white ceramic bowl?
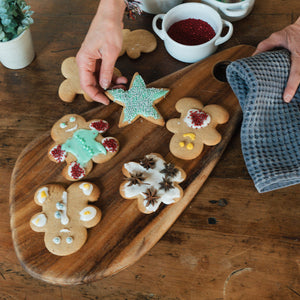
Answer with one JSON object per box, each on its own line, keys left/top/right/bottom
{"left": 139, "top": 0, "right": 183, "bottom": 14}
{"left": 152, "top": 3, "right": 233, "bottom": 63}
{"left": 201, "top": 0, "right": 255, "bottom": 22}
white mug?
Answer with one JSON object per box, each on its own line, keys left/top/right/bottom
{"left": 152, "top": 3, "right": 233, "bottom": 63}
{"left": 139, "top": 0, "right": 183, "bottom": 14}
{"left": 201, "top": 0, "right": 255, "bottom": 22}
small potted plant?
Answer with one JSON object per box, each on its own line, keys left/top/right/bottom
{"left": 0, "top": 0, "right": 34, "bottom": 69}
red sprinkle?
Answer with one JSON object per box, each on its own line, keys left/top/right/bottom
{"left": 50, "top": 144, "right": 66, "bottom": 162}
{"left": 70, "top": 162, "right": 85, "bottom": 180}
{"left": 90, "top": 120, "right": 109, "bottom": 133}
{"left": 167, "top": 18, "right": 215, "bottom": 46}
{"left": 190, "top": 110, "right": 208, "bottom": 126}
{"left": 102, "top": 138, "right": 118, "bottom": 152}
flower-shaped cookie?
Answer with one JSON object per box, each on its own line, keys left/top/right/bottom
{"left": 48, "top": 114, "right": 119, "bottom": 181}
{"left": 166, "top": 97, "right": 229, "bottom": 160}
{"left": 120, "top": 153, "right": 186, "bottom": 214}
{"left": 30, "top": 182, "right": 101, "bottom": 256}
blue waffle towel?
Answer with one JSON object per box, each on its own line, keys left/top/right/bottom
{"left": 226, "top": 49, "right": 300, "bottom": 193}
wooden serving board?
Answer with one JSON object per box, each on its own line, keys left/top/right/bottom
{"left": 10, "top": 45, "right": 254, "bottom": 285}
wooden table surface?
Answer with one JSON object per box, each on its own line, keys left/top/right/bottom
{"left": 1, "top": 0, "right": 299, "bottom": 299}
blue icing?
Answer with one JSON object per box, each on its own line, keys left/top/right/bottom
{"left": 61, "top": 129, "right": 106, "bottom": 166}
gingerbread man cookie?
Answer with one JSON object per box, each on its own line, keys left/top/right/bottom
{"left": 105, "top": 72, "right": 169, "bottom": 127}
{"left": 48, "top": 114, "right": 119, "bottom": 181}
{"left": 119, "top": 29, "right": 157, "bottom": 59}
{"left": 58, "top": 56, "right": 122, "bottom": 103}
{"left": 30, "top": 182, "right": 101, "bottom": 256}
{"left": 120, "top": 153, "right": 186, "bottom": 214}
{"left": 166, "top": 97, "right": 229, "bottom": 160}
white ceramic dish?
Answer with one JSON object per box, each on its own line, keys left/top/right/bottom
{"left": 152, "top": 3, "right": 233, "bottom": 63}
{"left": 139, "top": 0, "right": 183, "bottom": 14}
{"left": 201, "top": 0, "right": 255, "bottom": 21}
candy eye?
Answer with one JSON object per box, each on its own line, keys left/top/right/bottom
{"left": 60, "top": 122, "right": 67, "bottom": 129}
{"left": 56, "top": 202, "right": 65, "bottom": 210}
{"left": 66, "top": 236, "right": 73, "bottom": 244}
{"left": 53, "top": 236, "right": 61, "bottom": 245}
{"left": 54, "top": 211, "right": 62, "bottom": 219}
{"left": 69, "top": 116, "right": 76, "bottom": 122}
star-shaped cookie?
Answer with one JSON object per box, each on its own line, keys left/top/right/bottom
{"left": 105, "top": 72, "right": 169, "bottom": 127}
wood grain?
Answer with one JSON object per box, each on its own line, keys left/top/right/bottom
{"left": 2, "top": 0, "right": 300, "bottom": 298}
{"left": 10, "top": 45, "right": 254, "bottom": 285}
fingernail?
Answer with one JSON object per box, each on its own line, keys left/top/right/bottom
{"left": 283, "top": 93, "right": 292, "bottom": 103}
{"left": 101, "top": 79, "right": 109, "bottom": 90}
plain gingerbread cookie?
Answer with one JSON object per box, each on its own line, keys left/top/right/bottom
{"left": 58, "top": 56, "right": 122, "bottom": 103}
{"left": 120, "top": 153, "right": 186, "bottom": 214}
{"left": 48, "top": 114, "right": 119, "bottom": 181}
{"left": 120, "top": 29, "right": 157, "bottom": 59}
{"left": 30, "top": 182, "right": 101, "bottom": 256}
{"left": 166, "top": 97, "right": 229, "bottom": 160}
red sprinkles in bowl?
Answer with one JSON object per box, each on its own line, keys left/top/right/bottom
{"left": 167, "top": 18, "right": 216, "bottom": 46}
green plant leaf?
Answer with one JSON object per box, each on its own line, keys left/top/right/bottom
{"left": 0, "top": 0, "right": 34, "bottom": 41}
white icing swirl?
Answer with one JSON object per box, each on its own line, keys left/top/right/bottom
{"left": 31, "top": 213, "right": 47, "bottom": 227}
{"left": 60, "top": 191, "right": 69, "bottom": 225}
{"left": 66, "top": 124, "right": 78, "bottom": 132}
{"left": 36, "top": 187, "right": 49, "bottom": 204}
{"left": 123, "top": 154, "right": 185, "bottom": 213}
{"left": 80, "top": 206, "right": 97, "bottom": 222}
{"left": 79, "top": 182, "right": 93, "bottom": 196}
{"left": 184, "top": 109, "right": 211, "bottom": 129}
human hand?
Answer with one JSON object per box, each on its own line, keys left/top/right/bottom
{"left": 253, "top": 17, "right": 300, "bottom": 103}
{"left": 76, "top": 0, "right": 127, "bottom": 105}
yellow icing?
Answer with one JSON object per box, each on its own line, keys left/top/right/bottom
{"left": 84, "top": 211, "right": 91, "bottom": 215}
{"left": 83, "top": 183, "right": 90, "bottom": 190}
{"left": 179, "top": 142, "right": 185, "bottom": 148}
{"left": 186, "top": 143, "right": 194, "bottom": 150}
{"left": 40, "top": 191, "right": 47, "bottom": 198}
{"left": 183, "top": 133, "right": 196, "bottom": 141}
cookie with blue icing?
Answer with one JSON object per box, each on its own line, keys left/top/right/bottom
{"left": 48, "top": 114, "right": 119, "bottom": 181}
{"left": 30, "top": 182, "right": 101, "bottom": 256}
{"left": 105, "top": 72, "right": 169, "bottom": 127}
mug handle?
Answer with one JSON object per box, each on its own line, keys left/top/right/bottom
{"left": 215, "top": 20, "right": 233, "bottom": 46}
{"left": 219, "top": 3, "right": 250, "bottom": 18}
{"left": 152, "top": 14, "right": 166, "bottom": 40}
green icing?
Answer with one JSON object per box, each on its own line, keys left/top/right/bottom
{"left": 61, "top": 129, "right": 106, "bottom": 166}
{"left": 108, "top": 74, "right": 168, "bottom": 123}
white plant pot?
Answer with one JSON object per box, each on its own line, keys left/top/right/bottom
{"left": 0, "top": 28, "right": 35, "bottom": 69}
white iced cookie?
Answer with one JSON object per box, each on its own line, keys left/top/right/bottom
{"left": 120, "top": 153, "right": 186, "bottom": 214}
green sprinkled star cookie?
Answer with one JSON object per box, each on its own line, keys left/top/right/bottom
{"left": 105, "top": 72, "right": 169, "bottom": 127}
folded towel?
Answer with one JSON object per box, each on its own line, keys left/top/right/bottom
{"left": 226, "top": 49, "right": 300, "bottom": 193}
